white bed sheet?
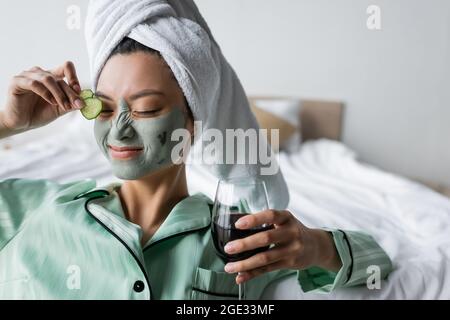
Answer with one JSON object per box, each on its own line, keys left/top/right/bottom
{"left": 1, "top": 114, "right": 449, "bottom": 299}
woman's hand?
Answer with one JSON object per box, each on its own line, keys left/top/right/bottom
{"left": 1, "top": 61, "right": 85, "bottom": 132}
{"left": 223, "top": 210, "right": 343, "bottom": 284}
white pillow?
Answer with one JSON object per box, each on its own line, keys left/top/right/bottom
{"left": 252, "top": 98, "right": 302, "bottom": 153}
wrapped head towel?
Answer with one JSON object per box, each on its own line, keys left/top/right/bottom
{"left": 85, "top": 0, "right": 289, "bottom": 209}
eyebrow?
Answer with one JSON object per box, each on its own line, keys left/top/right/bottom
{"left": 95, "top": 89, "right": 165, "bottom": 101}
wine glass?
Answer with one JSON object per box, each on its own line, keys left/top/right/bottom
{"left": 210, "top": 178, "right": 273, "bottom": 300}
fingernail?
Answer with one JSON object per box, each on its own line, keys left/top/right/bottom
{"left": 236, "top": 274, "right": 245, "bottom": 284}
{"left": 74, "top": 99, "right": 85, "bottom": 109}
{"left": 224, "top": 242, "right": 236, "bottom": 253}
{"left": 73, "top": 84, "right": 81, "bottom": 93}
{"left": 235, "top": 218, "right": 248, "bottom": 229}
{"left": 224, "top": 263, "right": 236, "bottom": 273}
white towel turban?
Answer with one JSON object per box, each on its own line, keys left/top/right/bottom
{"left": 85, "top": 0, "right": 289, "bottom": 209}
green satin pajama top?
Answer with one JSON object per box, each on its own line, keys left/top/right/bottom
{"left": 0, "top": 179, "right": 392, "bottom": 299}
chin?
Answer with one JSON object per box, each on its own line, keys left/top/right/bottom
{"left": 113, "top": 163, "right": 176, "bottom": 181}
{"left": 113, "top": 167, "right": 145, "bottom": 181}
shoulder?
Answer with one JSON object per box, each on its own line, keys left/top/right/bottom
{"left": 0, "top": 178, "right": 97, "bottom": 206}
{"left": 0, "top": 178, "right": 97, "bottom": 249}
{"left": 187, "top": 193, "right": 214, "bottom": 213}
{"left": 190, "top": 192, "right": 213, "bottom": 205}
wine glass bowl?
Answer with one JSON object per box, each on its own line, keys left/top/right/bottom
{"left": 210, "top": 178, "right": 273, "bottom": 300}
{"left": 211, "top": 209, "right": 274, "bottom": 263}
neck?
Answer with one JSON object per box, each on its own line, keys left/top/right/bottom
{"left": 118, "top": 164, "right": 189, "bottom": 245}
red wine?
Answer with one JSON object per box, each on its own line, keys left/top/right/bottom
{"left": 211, "top": 213, "right": 274, "bottom": 263}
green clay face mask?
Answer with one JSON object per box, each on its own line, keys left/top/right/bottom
{"left": 94, "top": 98, "right": 186, "bottom": 180}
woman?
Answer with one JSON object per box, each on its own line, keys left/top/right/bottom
{"left": 0, "top": 1, "right": 392, "bottom": 300}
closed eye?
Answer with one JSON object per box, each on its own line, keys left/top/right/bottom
{"left": 132, "top": 109, "right": 162, "bottom": 117}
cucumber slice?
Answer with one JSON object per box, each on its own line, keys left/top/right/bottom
{"left": 81, "top": 98, "right": 103, "bottom": 120}
{"left": 80, "top": 89, "right": 94, "bottom": 100}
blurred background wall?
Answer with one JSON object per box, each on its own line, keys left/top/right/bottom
{"left": 0, "top": 0, "right": 449, "bottom": 186}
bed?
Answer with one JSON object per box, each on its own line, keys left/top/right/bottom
{"left": 1, "top": 100, "right": 449, "bottom": 300}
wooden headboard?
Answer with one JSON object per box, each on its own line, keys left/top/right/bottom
{"left": 300, "top": 99, "right": 344, "bottom": 142}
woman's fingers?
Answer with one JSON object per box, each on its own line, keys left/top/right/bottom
{"left": 236, "top": 260, "right": 287, "bottom": 284}
{"left": 57, "top": 79, "right": 85, "bottom": 110}
{"left": 18, "top": 62, "right": 82, "bottom": 110}
{"left": 52, "top": 61, "right": 81, "bottom": 93}
{"left": 235, "top": 210, "right": 292, "bottom": 230}
{"left": 11, "top": 76, "right": 56, "bottom": 105}
{"left": 224, "top": 244, "right": 293, "bottom": 274}
{"left": 224, "top": 227, "right": 291, "bottom": 254}
{"left": 21, "top": 70, "right": 82, "bottom": 112}
{"left": 21, "top": 71, "right": 69, "bottom": 110}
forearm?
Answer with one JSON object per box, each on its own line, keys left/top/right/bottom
{"left": 0, "top": 111, "right": 26, "bottom": 139}
{"left": 297, "top": 229, "right": 393, "bottom": 293}
{"left": 311, "top": 228, "right": 342, "bottom": 272}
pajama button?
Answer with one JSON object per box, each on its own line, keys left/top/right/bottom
{"left": 133, "top": 280, "right": 145, "bottom": 292}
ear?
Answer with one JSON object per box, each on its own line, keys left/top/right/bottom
{"left": 182, "top": 102, "right": 195, "bottom": 142}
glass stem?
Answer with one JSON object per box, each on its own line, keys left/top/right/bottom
{"left": 239, "top": 283, "right": 242, "bottom": 300}
{"left": 238, "top": 272, "right": 245, "bottom": 300}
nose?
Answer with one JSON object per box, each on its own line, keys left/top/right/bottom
{"left": 110, "top": 100, "right": 135, "bottom": 140}
{"left": 110, "top": 119, "right": 135, "bottom": 140}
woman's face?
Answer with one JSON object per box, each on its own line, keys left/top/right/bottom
{"left": 95, "top": 51, "right": 192, "bottom": 180}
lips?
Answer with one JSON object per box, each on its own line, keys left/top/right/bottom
{"left": 108, "top": 145, "right": 143, "bottom": 160}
